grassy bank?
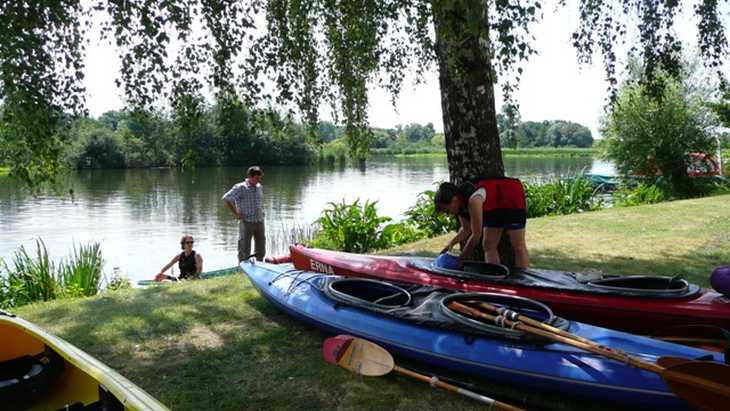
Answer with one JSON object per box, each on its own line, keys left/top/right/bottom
{"left": 13, "top": 195, "right": 730, "bottom": 410}
{"left": 388, "top": 194, "right": 730, "bottom": 286}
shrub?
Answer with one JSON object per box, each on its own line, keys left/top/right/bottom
{"left": 613, "top": 183, "right": 667, "bottom": 207}
{"left": 404, "top": 189, "right": 459, "bottom": 237}
{"left": 601, "top": 80, "right": 716, "bottom": 197}
{"left": 315, "top": 199, "right": 392, "bottom": 253}
{"left": 380, "top": 222, "right": 424, "bottom": 247}
{"left": 525, "top": 176, "right": 602, "bottom": 217}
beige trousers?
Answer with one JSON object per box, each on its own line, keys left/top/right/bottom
{"left": 239, "top": 221, "right": 266, "bottom": 262}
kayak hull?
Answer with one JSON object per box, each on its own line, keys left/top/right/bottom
{"left": 290, "top": 245, "right": 730, "bottom": 334}
{"left": 242, "top": 261, "right": 724, "bottom": 409}
{"left": 0, "top": 312, "right": 168, "bottom": 411}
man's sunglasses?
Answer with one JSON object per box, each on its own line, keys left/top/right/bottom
{"left": 182, "top": 241, "right": 194, "bottom": 245}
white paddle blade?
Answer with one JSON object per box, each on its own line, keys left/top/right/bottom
{"left": 337, "top": 337, "right": 395, "bottom": 377}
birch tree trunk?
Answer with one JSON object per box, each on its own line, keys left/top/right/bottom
{"left": 432, "top": 0, "right": 504, "bottom": 184}
{"left": 432, "top": 1, "right": 514, "bottom": 266}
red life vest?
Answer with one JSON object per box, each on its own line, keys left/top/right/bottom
{"left": 473, "top": 178, "right": 526, "bottom": 211}
{"left": 458, "top": 177, "right": 526, "bottom": 216}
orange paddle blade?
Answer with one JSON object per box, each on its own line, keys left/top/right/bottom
{"left": 660, "top": 359, "right": 730, "bottom": 411}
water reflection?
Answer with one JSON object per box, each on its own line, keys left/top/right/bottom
{"left": 0, "top": 156, "right": 614, "bottom": 282}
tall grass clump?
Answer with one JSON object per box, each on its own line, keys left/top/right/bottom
{"left": 1, "top": 239, "right": 58, "bottom": 307}
{"left": 0, "top": 239, "right": 105, "bottom": 309}
{"left": 524, "top": 175, "right": 603, "bottom": 218}
{"left": 59, "top": 242, "right": 104, "bottom": 297}
{"left": 268, "top": 223, "right": 321, "bottom": 255}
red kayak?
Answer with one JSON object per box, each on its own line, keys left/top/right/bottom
{"left": 289, "top": 245, "right": 730, "bottom": 336}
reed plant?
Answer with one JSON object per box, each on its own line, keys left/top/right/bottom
{"left": 1, "top": 239, "right": 58, "bottom": 306}
{"left": 0, "top": 239, "right": 104, "bottom": 308}
{"left": 59, "top": 242, "right": 104, "bottom": 297}
{"left": 267, "top": 223, "right": 321, "bottom": 255}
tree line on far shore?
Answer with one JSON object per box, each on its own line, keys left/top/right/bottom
{"left": 0, "top": 108, "right": 596, "bottom": 171}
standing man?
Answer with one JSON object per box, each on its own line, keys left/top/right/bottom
{"left": 222, "top": 166, "right": 266, "bottom": 261}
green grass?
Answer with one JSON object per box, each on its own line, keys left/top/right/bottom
{"left": 0, "top": 166, "right": 9, "bottom": 177}
{"left": 387, "top": 194, "right": 730, "bottom": 286}
{"left": 13, "top": 195, "right": 730, "bottom": 410}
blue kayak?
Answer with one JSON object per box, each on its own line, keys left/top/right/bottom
{"left": 241, "top": 261, "right": 725, "bottom": 409}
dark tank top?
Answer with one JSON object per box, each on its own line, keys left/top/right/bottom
{"left": 178, "top": 251, "right": 198, "bottom": 279}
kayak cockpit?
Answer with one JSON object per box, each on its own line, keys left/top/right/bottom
{"left": 322, "top": 277, "right": 570, "bottom": 341}
{"left": 587, "top": 275, "right": 691, "bottom": 296}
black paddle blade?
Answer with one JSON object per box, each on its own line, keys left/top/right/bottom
{"left": 659, "top": 359, "right": 730, "bottom": 411}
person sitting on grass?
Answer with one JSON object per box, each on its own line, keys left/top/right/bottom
{"left": 434, "top": 177, "right": 529, "bottom": 269}
{"left": 155, "top": 234, "right": 203, "bottom": 281}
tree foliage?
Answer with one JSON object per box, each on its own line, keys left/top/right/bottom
{"left": 1, "top": 0, "right": 728, "bottom": 188}
{"left": 601, "top": 78, "right": 717, "bottom": 196}
{"left": 497, "top": 115, "right": 594, "bottom": 148}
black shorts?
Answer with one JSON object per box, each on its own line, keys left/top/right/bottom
{"left": 483, "top": 209, "right": 527, "bottom": 230}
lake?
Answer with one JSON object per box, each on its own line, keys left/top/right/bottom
{"left": 0, "top": 155, "right": 614, "bottom": 282}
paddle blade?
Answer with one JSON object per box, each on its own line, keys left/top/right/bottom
{"left": 323, "top": 335, "right": 354, "bottom": 365}
{"left": 656, "top": 356, "right": 691, "bottom": 368}
{"left": 653, "top": 325, "right": 730, "bottom": 351}
{"left": 323, "top": 335, "right": 394, "bottom": 377}
{"left": 660, "top": 359, "right": 730, "bottom": 411}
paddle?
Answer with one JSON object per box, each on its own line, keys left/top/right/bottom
{"left": 651, "top": 325, "right": 730, "bottom": 353}
{"left": 323, "top": 335, "right": 525, "bottom": 411}
{"left": 448, "top": 301, "right": 730, "bottom": 411}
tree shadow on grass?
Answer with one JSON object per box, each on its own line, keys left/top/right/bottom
{"left": 18, "top": 274, "right": 649, "bottom": 411}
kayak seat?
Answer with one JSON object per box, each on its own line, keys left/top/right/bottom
{"left": 0, "top": 347, "right": 63, "bottom": 408}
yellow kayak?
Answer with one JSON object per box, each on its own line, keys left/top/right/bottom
{"left": 1, "top": 310, "right": 169, "bottom": 411}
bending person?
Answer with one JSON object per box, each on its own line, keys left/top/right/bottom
{"left": 434, "top": 177, "right": 529, "bottom": 269}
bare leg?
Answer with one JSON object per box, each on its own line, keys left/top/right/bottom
{"left": 507, "top": 228, "right": 529, "bottom": 269}
{"left": 483, "top": 227, "right": 504, "bottom": 264}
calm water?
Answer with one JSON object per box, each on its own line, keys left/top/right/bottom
{"left": 0, "top": 156, "right": 614, "bottom": 282}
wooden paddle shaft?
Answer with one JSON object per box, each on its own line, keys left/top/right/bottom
{"left": 468, "top": 301, "right": 599, "bottom": 347}
{"left": 449, "top": 302, "right": 730, "bottom": 399}
{"left": 392, "top": 365, "right": 525, "bottom": 411}
{"left": 450, "top": 302, "right": 662, "bottom": 371}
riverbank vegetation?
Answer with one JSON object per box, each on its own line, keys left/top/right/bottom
{"left": 600, "top": 58, "right": 729, "bottom": 197}
{"left": 12, "top": 194, "right": 730, "bottom": 411}
{"left": 0, "top": 239, "right": 128, "bottom": 309}
{"left": 0, "top": 109, "right": 599, "bottom": 177}
{"left": 309, "top": 174, "right": 730, "bottom": 254}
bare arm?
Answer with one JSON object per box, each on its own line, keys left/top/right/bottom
{"left": 157, "top": 254, "right": 180, "bottom": 276}
{"left": 458, "top": 197, "right": 484, "bottom": 260}
{"left": 224, "top": 200, "right": 242, "bottom": 219}
{"left": 442, "top": 216, "right": 471, "bottom": 253}
{"left": 195, "top": 254, "right": 203, "bottom": 274}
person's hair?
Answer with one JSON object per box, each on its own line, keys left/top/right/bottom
{"left": 180, "top": 234, "right": 194, "bottom": 249}
{"left": 247, "top": 166, "right": 263, "bottom": 177}
{"left": 434, "top": 182, "right": 460, "bottom": 211}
